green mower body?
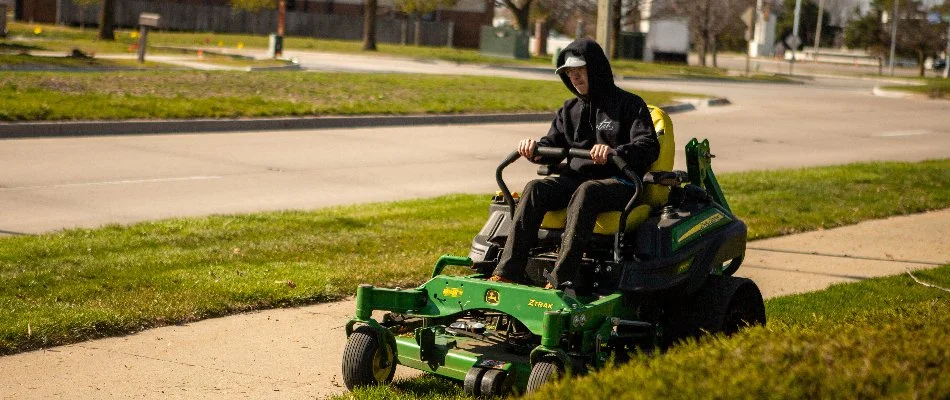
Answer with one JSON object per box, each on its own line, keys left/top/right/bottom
{"left": 342, "top": 138, "right": 766, "bottom": 396}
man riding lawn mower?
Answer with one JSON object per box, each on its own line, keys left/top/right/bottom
{"left": 341, "top": 39, "right": 766, "bottom": 395}
{"left": 340, "top": 118, "right": 766, "bottom": 396}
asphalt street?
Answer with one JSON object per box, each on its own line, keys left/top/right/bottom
{"left": 1, "top": 73, "right": 948, "bottom": 235}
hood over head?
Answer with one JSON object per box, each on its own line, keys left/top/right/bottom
{"left": 555, "top": 39, "right": 615, "bottom": 103}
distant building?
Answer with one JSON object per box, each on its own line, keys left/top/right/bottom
{"left": 18, "top": 0, "right": 494, "bottom": 48}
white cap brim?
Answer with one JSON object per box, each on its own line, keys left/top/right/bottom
{"left": 555, "top": 55, "right": 586, "bottom": 74}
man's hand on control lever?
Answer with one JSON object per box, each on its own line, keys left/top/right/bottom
{"left": 590, "top": 144, "right": 615, "bottom": 165}
{"left": 518, "top": 138, "right": 541, "bottom": 161}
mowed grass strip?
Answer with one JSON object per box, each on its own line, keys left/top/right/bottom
{"left": 520, "top": 266, "right": 950, "bottom": 400}
{"left": 1, "top": 159, "right": 948, "bottom": 355}
{"left": 0, "top": 54, "right": 163, "bottom": 70}
{"left": 883, "top": 78, "right": 950, "bottom": 99}
{"left": 0, "top": 71, "right": 683, "bottom": 121}
{"left": 722, "top": 159, "right": 950, "bottom": 239}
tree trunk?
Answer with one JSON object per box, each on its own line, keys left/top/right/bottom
{"left": 712, "top": 35, "right": 718, "bottom": 67}
{"left": 917, "top": 50, "right": 925, "bottom": 77}
{"left": 362, "top": 0, "right": 377, "bottom": 51}
{"left": 534, "top": 19, "right": 548, "bottom": 56}
{"left": 98, "top": 0, "right": 116, "bottom": 41}
{"left": 698, "top": 32, "right": 708, "bottom": 66}
{"left": 611, "top": 0, "right": 622, "bottom": 58}
{"left": 414, "top": 15, "right": 421, "bottom": 46}
{"left": 505, "top": 0, "right": 533, "bottom": 32}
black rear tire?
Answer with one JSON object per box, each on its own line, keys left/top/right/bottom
{"left": 721, "top": 277, "right": 766, "bottom": 335}
{"left": 341, "top": 326, "right": 396, "bottom": 391}
{"left": 663, "top": 275, "right": 766, "bottom": 346}
{"left": 526, "top": 360, "right": 562, "bottom": 393}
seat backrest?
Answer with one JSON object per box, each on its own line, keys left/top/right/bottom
{"left": 643, "top": 105, "right": 675, "bottom": 208}
{"left": 538, "top": 105, "right": 675, "bottom": 235}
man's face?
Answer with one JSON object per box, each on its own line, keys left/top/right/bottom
{"left": 565, "top": 66, "right": 589, "bottom": 95}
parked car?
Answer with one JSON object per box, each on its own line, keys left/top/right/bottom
{"left": 934, "top": 58, "right": 947, "bottom": 71}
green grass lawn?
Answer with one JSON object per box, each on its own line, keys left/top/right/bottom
{"left": 882, "top": 78, "right": 950, "bottom": 99}
{"left": 519, "top": 266, "right": 950, "bottom": 400}
{"left": 0, "top": 53, "right": 163, "bottom": 70}
{"left": 1, "top": 159, "right": 948, "bottom": 356}
{"left": 3, "top": 22, "right": 789, "bottom": 81}
{"left": 0, "top": 71, "right": 685, "bottom": 121}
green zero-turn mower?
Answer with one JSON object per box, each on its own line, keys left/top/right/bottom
{"left": 341, "top": 106, "right": 766, "bottom": 396}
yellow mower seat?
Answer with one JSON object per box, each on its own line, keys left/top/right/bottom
{"left": 539, "top": 105, "right": 675, "bottom": 235}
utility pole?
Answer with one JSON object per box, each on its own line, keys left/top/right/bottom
{"left": 790, "top": 0, "right": 802, "bottom": 75}
{"left": 813, "top": 0, "right": 824, "bottom": 61}
{"left": 888, "top": 0, "right": 899, "bottom": 76}
{"left": 944, "top": 20, "right": 949, "bottom": 78}
{"left": 743, "top": 2, "right": 756, "bottom": 76}
{"left": 597, "top": 0, "right": 614, "bottom": 59}
{"left": 275, "top": 0, "right": 286, "bottom": 58}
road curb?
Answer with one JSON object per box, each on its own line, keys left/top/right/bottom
{"left": 0, "top": 113, "right": 552, "bottom": 139}
{"left": 0, "top": 103, "right": 711, "bottom": 139}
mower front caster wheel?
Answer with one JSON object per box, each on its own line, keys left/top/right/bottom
{"left": 342, "top": 326, "right": 396, "bottom": 390}
{"left": 463, "top": 367, "right": 510, "bottom": 397}
{"left": 525, "top": 360, "right": 563, "bottom": 393}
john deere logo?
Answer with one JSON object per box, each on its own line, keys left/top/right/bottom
{"left": 678, "top": 213, "right": 726, "bottom": 243}
{"left": 485, "top": 289, "right": 500, "bottom": 305}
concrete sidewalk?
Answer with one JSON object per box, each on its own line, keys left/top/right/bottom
{"left": 1, "top": 209, "right": 948, "bottom": 399}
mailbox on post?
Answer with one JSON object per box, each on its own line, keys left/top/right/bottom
{"left": 137, "top": 13, "right": 160, "bottom": 63}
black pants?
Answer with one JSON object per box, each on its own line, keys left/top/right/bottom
{"left": 493, "top": 176, "right": 635, "bottom": 286}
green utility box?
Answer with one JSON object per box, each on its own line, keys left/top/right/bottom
{"left": 479, "top": 26, "right": 530, "bottom": 59}
{"left": 617, "top": 32, "right": 646, "bottom": 60}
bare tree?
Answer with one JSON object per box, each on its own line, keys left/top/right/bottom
{"left": 656, "top": 0, "right": 749, "bottom": 66}
{"left": 496, "top": 0, "right": 535, "bottom": 32}
{"left": 888, "top": 0, "right": 947, "bottom": 77}
{"left": 534, "top": 0, "right": 597, "bottom": 38}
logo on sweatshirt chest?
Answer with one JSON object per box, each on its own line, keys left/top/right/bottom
{"left": 596, "top": 119, "right": 616, "bottom": 131}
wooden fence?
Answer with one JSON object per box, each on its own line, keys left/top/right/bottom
{"left": 57, "top": 0, "right": 452, "bottom": 47}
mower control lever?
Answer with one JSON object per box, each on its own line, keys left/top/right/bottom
{"left": 532, "top": 146, "right": 636, "bottom": 183}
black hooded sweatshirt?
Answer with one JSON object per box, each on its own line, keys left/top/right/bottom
{"left": 539, "top": 39, "right": 659, "bottom": 180}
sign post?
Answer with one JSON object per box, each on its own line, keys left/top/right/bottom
{"left": 786, "top": 34, "right": 801, "bottom": 75}
{"left": 887, "top": 0, "right": 899, "bottom": 76}
{"left": 275, "top": 0, "right": 286, "bottom": 58}
{"left": 790, "top": 0, "right": 802, "bottom": 75}
{"left": 596, "top": 0, "right": 613, "bottom": 60}
{"left": 742, "top": 6, "right": 754, "bottom": 76}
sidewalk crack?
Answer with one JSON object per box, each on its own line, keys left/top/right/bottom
{"left": 747, "top": 246, "right": 945, "bottom": 266}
